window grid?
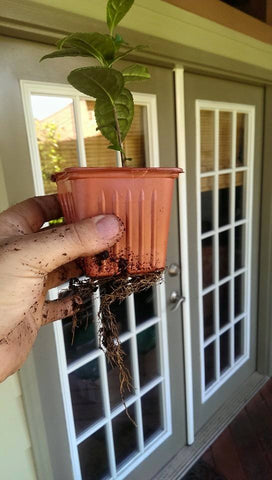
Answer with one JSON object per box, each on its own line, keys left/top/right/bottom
{"left": 197, "top": 101, "right": 254, "bottom": 403}
{"left": 62, "top": 287, "right": 168, "bottom": 479}
{"left": 46, "top": 89, "right": 170, "bottom": 479}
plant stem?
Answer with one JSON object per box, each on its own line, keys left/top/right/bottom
{"left": 112, "top": 103, "right": 126, "bottom": 167}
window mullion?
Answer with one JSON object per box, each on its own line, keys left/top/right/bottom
{"left": 230, "top": 111, "right": 237, "bottom": 366}
{"left": 214, "top": 109, "right": 220, "bottom": 381}
{"left": 73, "top": 96, "right": 87, "bottom": 167}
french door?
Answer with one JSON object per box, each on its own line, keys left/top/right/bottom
{"left": 0, "top": 36, "right": 187, "bottom": 479}
{"left": 184, "top": 72, "right": 264, "bottom": 432}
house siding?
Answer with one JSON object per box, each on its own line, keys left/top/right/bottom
{"left": 29, "top": 0, "right": 272, "bottom": 72}
{"left": 0, "top": 374, "right": 37, "bottom": 480}
{"left": 0, "top": 160, "right": 37, "bottom": 479}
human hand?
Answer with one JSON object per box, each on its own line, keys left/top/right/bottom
{"left": 0, "top": 194, "right": 124, "bottom": 382}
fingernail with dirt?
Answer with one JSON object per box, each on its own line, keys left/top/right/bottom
{"left": 95, "top": 215, "right": 124, "bottom": 240}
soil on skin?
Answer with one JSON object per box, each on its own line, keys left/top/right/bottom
{"left": 62, "top": 266, "right": 163, "bottom": 423}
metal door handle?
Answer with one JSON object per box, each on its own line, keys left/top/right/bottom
{"left": 169, "top": 291, "right": 185, "bottom": 312}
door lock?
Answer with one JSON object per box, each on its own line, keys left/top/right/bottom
{"left": 169, "top": 290, "right": 185, "bottom": 312}
{"left": 168, "top": 263, "right": 180, "bottom": 277}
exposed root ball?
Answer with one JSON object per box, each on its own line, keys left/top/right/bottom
{"left": 98, "top": 272, "right": 162, "bottom": 399}
{"left": 61, "top": 271, "right": 163, "bottom": 423}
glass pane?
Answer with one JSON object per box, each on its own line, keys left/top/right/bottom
{"left": 124, "top": 104, "right": 146, "bottom": 167}
{"left": 203, "top": 291, "right": 215, "bottom": 340}
{"left": 81, "top": 100, "right": 146, "bottom": 167}
{"left": 112, "top": 405, "right": 138, "bottom": 468}
{"left": 219, "top": 282, "right": 230, "bottom": 328}
{"left": 235, "top": 171, "right": 246, "bottom": 221}
{"left": 235, "top": 321, "right": 244, "bottom": 360}
{"left": 220, "top": 330, "right": 230, "bottom": 373}
{"left": 108, "top": 340, "right": 133, "bottom": 409}
{"left": 112, "top": 300, "right": 129, "bottom": 334}
{"left": 100, "top": 283, "right": 129, "bottom": 334}
{"left": 219, "top": 111, "right": 232, "bottom": 170}
{"left": 142, "top": 385, "right": 163, "bottom": 443}
{"left": 205, "top": 342, "right": 216, "bottom": 388}
{"left": 201, "top": 177, "right": 214, "bottom": 233}
{"left": 235, "top": 274, "right": 245, "bottom": 317}
{"left": 137, "top": 325, "right": 160, "bottom": 387}
{"left": 135, "top": 287, "right": 156, "bottom": 325}
{"left": 62, "top": 297, "right": 96, "bottom": 365}
{"left": 202, "top": 236, "right": 214, "bottom": 288}
{"left": 200, "top": 110, "right": 215, "bottom": 172}
{"left": 235, "top": 225, "right": 245, "bottom": 270}
{"left": 31, "top": 95, "right": 78, "bottom": 194}
{"left": 78, "top": 427, "right": 109, "bottom": 480}
{"left": 69, "top": 358, "right": 104, "bottom": 435}
{"left": 80, "top": 99, "right": 116, "bottom": 166}
{"left": 219, "top": 174, "right": 231, "bottom": 227}
{"left": 236, "top": 113, "right": 247, "bottom": 166}
{"left": 219, "top": 230, "right": 230, "bottom": 280}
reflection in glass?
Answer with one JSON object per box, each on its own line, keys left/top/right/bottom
{"left": 101, "top": 283, "right": 129, "bottom": 333}
{"left": 112, "top": 405, "right": 138, "bottom": 468}
{"left": 202, "top": 237, "right": 214, "bottom": 288}
{"left": 219, "top": 230, "right": 230, "bottom": 280}
{"left": 205, "top": 342, "right": 216, "bottom": 388}
{"left": 80, "top": 99, "right": 146, "bottom": 167}
{"left": 69, "top": 358, "right": 104, "bottom": 435}
{"left": 235, "top": 274, "right": 245, "bottom": 317}
{"left": 142, "top": 385, "right": 163, "bottom": 443}
{"left": 78, "top": 427, "right": 109, "bottom": 480}
{"left": 62, "top": 296, "right": 96, "bottom": 365}
{"left": 235, "top": 172, "right": 246, "bottom": 220}
{"left": 200, "top": 110, "right": 215, "bottom": 172}
{"left": 201, "top": 177, "right": 214, "bottom": 233}
{"left": 108, "top": 341, "right": 133, "bottom": 409}
{"left": 219, "top": 174, "right": 231, "bottom": 227}
{"left": 236, "top": 113, "right": 247, "bottom": 166}
{"left": 135, "top": 287, "right": 156, "bottom": 325}
{"left": 219, "top": 111, "right": 232, "bottom": 170}
{"left": 235, "top": 225, "right": 245, "bottom": 270}
{"left": 235, "top": 321, "right": 243, "bottom": 360}
{"left": 219, "top": 282, "right": 230, "bottom": 328}
{"left": 31, "top": 95, "right": 78, "bottom": 194}
{"left": 137, "top": 325, "right": 160, "bottom": 387}
{"left": 220, "top": 330, "right": 230, "bottom": 373}
{"left": 203, "top": 291, "right": 214, "bottom": 340}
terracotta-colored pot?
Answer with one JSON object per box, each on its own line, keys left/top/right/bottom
{"left": 54, "top": 167, "right": 182, "bottom": 278}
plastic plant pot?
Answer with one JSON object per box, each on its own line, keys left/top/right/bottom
{"left": 54, "top": 167, "right": 183, "bottom": 278}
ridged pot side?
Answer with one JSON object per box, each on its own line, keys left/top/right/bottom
{"left": 56, "top": 168, "right": 182, "bottom": 278}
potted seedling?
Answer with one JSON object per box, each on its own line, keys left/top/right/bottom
{"left": 41, "top": 0, "right": 182, "bottom": 412}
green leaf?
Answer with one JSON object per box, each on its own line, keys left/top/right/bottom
{"left": 68, "top": 67, "right": 124, "bottom": 102}
{"left": 56, "top": 33, "right": 116, "bottom": 65}
{"left": 40, "top": 48, "right": 90, "bottom": 62}
{"left": 107, "top": 0, "right": 134, "bottom": 35}
{"left": 122, "top": 64, "right": 150, "bottom": 83}
{"left": 95, "top": 88, "right": 134, "bottom": 149}
{"left": 108, "top": 44, "right": 147, "bottom": 66}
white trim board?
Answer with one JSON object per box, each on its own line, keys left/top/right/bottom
{"left": 174, "top": 68, "right": 194, "bottom": 445}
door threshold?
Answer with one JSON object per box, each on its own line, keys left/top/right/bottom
{"left": 154, "top": 372, "right": 268, "bottom": 480}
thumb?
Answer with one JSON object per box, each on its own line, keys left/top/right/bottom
{"left": 6, "top": 215, "right": 124, "bottom": 274}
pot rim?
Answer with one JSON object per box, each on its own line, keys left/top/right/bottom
{"left": 53, "top": 166, "right": 183, "bottom": 181}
